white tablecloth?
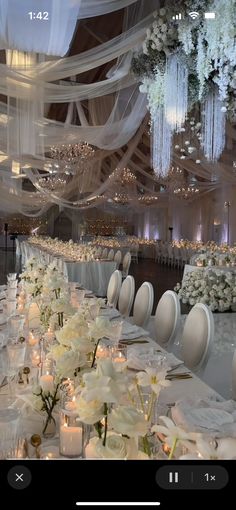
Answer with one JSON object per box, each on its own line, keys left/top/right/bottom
{"left": 19, "top": 241, "right": 117, "bottom": 296}
{"left": 66, "top": 260, "right": 117, "bottom": 296}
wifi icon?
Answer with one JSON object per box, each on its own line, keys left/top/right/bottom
{"left": 188, "top": 11, "right": 199, "bottom": 19}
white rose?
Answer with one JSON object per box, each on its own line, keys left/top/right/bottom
{"left": 76, "top": 396, "right": 104, "bottom": 425}
{"left": 109, "top": 406, "right": 148, "bottom": 438}
{"left": 87, "top": 434, "right": 137, "bottom": 459}
{"left": 56, "top": 350, "right": 86, "bottom": 378}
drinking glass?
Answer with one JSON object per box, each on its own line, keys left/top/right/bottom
{"left": 7, "top": 273, "right": 17, "bottom": 282}
{"left": 8, "top": 314, "right": 25, "bottom": 340}
{"left": 6, "top": 299, "right": 17, "bottom": 317}
{"left": 7, "top": 279, "right": 18, "bottom": 289}
{"left": 6, "top": 288, "right": 17, "bottom": 300}
{"left": 5, "top": 342, "right": 26, "bottom": 396}
{"left": 109, "top": 320, "right": 123, "bottom": 345}
{"left": 0, "top": 408, "right": 21, "bottom": 459}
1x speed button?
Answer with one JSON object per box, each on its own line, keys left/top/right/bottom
{"left": 156, "top": 465, "right": 228, "bottom": 490}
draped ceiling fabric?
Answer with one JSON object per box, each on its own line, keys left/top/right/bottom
{"left": 0, "top": 0, "right": 235, "bottom": 219}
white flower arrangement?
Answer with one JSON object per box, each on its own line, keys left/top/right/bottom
{"left": 175, "top": 269, "right": 236, "bottom": 311}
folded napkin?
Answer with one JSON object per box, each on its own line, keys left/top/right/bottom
{"left": 121, "top": 323, "right": 148, "bottom": 340}
{"left": 172, "top": 398, "right": 236, "bottom": 437}
{"left": 127, "top": 345, "right": 170, "bottom": 371}
{"left": 99, "top": 308, "right": 121, "bottom": 320}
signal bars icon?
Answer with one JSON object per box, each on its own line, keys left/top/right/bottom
{"left": 172, "top": 13, "right": 182, "bottom": 20}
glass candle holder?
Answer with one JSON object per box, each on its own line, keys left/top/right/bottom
{"left": 59, "top": 402, "right": 84, "bottom": 458}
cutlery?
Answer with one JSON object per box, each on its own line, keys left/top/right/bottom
{"left": 167, "top": 363, "right": 185, "bottom": 373}
{"left": 120, "top": 340, "right": 149, "bottom": 345}
{"left": 166, "top": 373, "right": 192, "bottom": 380}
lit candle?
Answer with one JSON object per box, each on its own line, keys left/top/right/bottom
{"left": 28, "top": 331, "right": 40, "bottom": 346}
{"left": 28, "top": 303, "right": 41, "bottom": 328}
{"left": 96, "top": 345, "right": 110, "bottom": 359}
{"left": 40, "top": 373, "right": 54, "bottom": 393}
{"left": 30, "top": 348, "right": 41, "bottom": 367}
{"left": 59, "top": 423, "right": 83, "bottom": 457}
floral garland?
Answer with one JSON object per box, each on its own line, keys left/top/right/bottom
{"left": 132, "top": 0, "right": 236, "bottom": 177}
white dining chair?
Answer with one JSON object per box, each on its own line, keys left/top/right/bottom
{"left": 132, "top": 282, "right": 154, "bottom": 328}
{"left": 114, "top": 250, "right": 122, "bottom": 268}
{"left": 96, "top": 247, "right": 102, "bottom": 258}
{"left": 122, "top": 251, "right": 131, "bottom": 278}
{"left": 154, "top": 290, "right": 180, "bottom": 349}
{"left": 108, "top": 249, "right": 114, "bottom": 260}
{"left": 180, "top": 303, "right": 214, "bottom": 374}
{"left": 102, "top": 248, "right": 108, "bottom": 259}
{"left": 107, "top": 270, "right": 122, "bottom": 307}
{"left": 118, "top": 275, "right": 135, "bottom": 317}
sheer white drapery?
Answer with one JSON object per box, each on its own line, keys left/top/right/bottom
{"left": 0, "top": 0, "right": 82, "bottom": 56}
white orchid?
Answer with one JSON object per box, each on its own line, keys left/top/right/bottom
{"left": 152, "top": 416, "right": 198, "bottom": 457}
{"left": 136, "top": 367, "right": 170, "bottom": 396}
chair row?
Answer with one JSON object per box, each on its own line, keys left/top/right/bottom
{"left": 106, "top": 269, "right": 215, "bottom": 379}
{"left": 106, "top": 270, "right": 154, "bottom": 328}
{"left": 155, "top": 242, "right": 194, "bottom": 268}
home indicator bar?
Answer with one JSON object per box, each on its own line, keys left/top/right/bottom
{"left": 76, "top": 503, "right": 161, "bottom": 507}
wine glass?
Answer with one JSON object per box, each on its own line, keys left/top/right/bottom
{"left": 8, "top": 314, "right": 25, "bottom": 341}
{"left": 5, "top": 341, "right": 26, "bottom": 396}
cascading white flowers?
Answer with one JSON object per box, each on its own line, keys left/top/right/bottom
{"left": 133, "top": 0, "right": 236, "bottom": 177}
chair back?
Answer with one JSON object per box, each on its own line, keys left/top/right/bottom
{"left": 180, "top": 303, "right": 214, "bottom": 373}
{"left": 107, "top": 270, "right": 122, "bottom": 307}
{"left": 118, "top": 275, "right": 135, "bottom": 317}
{"left": 133, "top": 282, "right": 154, "bottom": 328}
{"left": 154, "top": 290, "right": 180, "bottom": 348}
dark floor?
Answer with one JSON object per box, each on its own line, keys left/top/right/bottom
{"left": 130, "top": 258, "right": 183, "bottom": 313}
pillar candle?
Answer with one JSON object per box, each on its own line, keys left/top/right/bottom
{"left": 59, "top": 424, "right": 82, "bottom": 457}
{"left": 40, "top": 373, "right": 54, "bottom": 393}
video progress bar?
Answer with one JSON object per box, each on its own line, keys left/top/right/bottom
{"left": 76, "top": 503, "right": 161, "bottom": 507}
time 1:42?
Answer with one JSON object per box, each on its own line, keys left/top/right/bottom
{"left": 28, "top": 12, "right": 49, "bottom": 20}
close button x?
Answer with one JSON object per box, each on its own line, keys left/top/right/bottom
{"left": 15, "top": 473, "right": 24, "bottom": 483}
{"left": 7, "top": 466, "right": 32, "bottom": 490}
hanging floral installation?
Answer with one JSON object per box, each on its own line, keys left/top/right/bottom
{"left": 132, "top": 0, "right": 236, "bottom": 178}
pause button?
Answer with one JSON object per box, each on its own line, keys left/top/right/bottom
{"left": 169, "top": 472, "right": 179, "bottom": 484}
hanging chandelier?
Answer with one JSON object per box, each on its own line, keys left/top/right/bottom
{"left": 37, "top": 174, "right": 70, "bottom": 193}
{"left": 47, "top": 142, "right": 96, "bottom": 175}
{"left": 138, "top": 195, "right": 159, "bottom": 206}
{"left": 166, "top": 166, "right": 200, "bottom": 200}
{"left": 50, "top": 142, "right": 95, "bottom": 163}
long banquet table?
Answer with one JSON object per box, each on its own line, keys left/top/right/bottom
{"left": 19, "top": 241, "right": 117, "bottom": 296}
{"left": 0, "top": 311, "right": 223, "bottom": 459}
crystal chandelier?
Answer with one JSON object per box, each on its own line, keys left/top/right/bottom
{"left": 165, "top": 166, "right": 200, "bottom": 200}
{"left": 173, "top": 185, "right": 200, "bottom": 199}
{"left": 50, "top": 142, "right": 95, "bottom": 163}
{"left": 138, "top": 195, "right": 159, "bottom": 205}
{"left": 37, "top": 174, "right": 70, "bottom": 193}
{"left": 48, "top": 142, "right": 96, "bottom": 175}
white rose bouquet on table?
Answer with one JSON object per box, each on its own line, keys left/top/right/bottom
{"left": 175, "top": 269, "right": 236, "bottom": 311}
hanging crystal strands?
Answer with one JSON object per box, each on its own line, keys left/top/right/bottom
{"left": 201, "top": 88, "right": 226, "bottom": 161}
{"left": 152, "top": 106, "right": 172, "bottom": 178}
{"left": 164, "top": 54, "right": 188, "bottom": 132}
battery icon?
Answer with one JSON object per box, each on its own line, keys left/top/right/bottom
{"left": 204, "top": 12, "right": 215, "bottom": 18}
